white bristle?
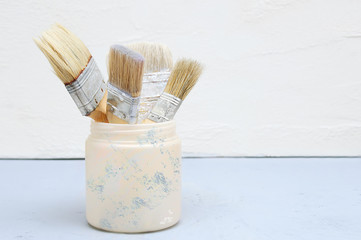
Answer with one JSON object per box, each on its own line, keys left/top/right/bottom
{"left": 127, "top": 42, "right": 173, "bottom": 73}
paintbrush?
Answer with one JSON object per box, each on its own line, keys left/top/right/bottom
{"left": 106, "top": 45, "right": 144, "bottom": 124}
{"left": 127, "top": 41, "right": 173, "bottom": 73}
{"left": 34, "top": 23, "right": 108, "bottom": 122}
{"left": 145, "top": 58, "right": 203, "bottom": 123}
{"left": 127, "top": 42, "right": 173, "bottom": 122}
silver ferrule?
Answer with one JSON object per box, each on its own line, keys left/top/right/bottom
{"left": 107, "top": 83, "right": 140, "bottom": 124}
{"left": 143, "top": 71, "right": 171, "bottom": 84}
{"left": 147, "top": 92, "right": 182, "bottom": 123}
{"left": 65, "top": 57, "right": 106, "bottom": 116}
{"left": 138, "top": 71, "right": 171, "bottom": 122}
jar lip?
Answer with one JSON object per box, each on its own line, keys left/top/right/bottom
{"left": 90, "top": 120, "right": 176, "bottom": 132}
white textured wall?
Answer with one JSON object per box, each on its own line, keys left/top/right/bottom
{"left": 1, "top": 0, "right": 361, "bottom": 158}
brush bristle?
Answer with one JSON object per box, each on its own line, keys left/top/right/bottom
{"left": 127, "top": 42, "right": 173, "bottom": 73}
{"left": 34, "top": 23, "right": 91, "bottom": 84}
{"left": 108, "top": 45, "right": 144, "bottom": 97}
{"left": 164, "top": 59, "right": 203, "bottom": 100}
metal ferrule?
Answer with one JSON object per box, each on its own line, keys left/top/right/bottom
{"left": 65, "top": 57, "right": 106, "bottom": 116}
{"left": 138, "top": 71, "right": 171, "bottom": 122}
{"left": 107, "top": 83, "right": 140, "bottom": 124}
{"left": 143, "top": 71, "right": 171, "bottom": 84}
{"left": 147, "top": 92, "right": 182, "bottom": 123}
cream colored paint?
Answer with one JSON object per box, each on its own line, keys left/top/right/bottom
{"left": 1, "top": 0, "right": 361, "bottom": 157}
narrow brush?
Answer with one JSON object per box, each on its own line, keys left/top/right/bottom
{"left": 145, "top": 58, "right": 203, "bottom": 123}
{"left": 34, "top": 23, "right": 108, "bottom": 122}
{"left": 106, "top": 45, "right": 144, "bottom": 124}
{"left": 127, "top": 42, "right": 173, "bottom": 122}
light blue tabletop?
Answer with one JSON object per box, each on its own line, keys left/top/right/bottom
{"left": 0, "top": 158, "right": 360, "bottom": 240}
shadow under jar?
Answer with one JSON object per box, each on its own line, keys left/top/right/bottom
{"left": 85, "top": 120, "right": 182, "bottom": 233}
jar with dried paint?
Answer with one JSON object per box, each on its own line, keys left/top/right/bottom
{"left": 85, "top": 120, "right": 181, "bottom": 233}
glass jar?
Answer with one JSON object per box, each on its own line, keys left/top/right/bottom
{"left": 85, "top": 120, "right": 181, "bottom": 233}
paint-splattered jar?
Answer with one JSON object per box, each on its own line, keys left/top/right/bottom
{"left": 85, "top": 120, "right": 181, "bottom": 233}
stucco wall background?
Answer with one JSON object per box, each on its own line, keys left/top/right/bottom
{"left": 1, "top": 0, "right": 361, "bottom": 158}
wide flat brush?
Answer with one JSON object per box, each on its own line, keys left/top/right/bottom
{"left": 127, "top": 42, "right": 173, "bottom": 122}
{"left": 106, "top": 45, "right": 144, "bottom": 124}
{"left": 127, "top": 41, "right": 173, "bottom": 73}
{"left": 145, "top": 58, "right": 203, "bottom": 123}
{"left": 34, "top": 24, "right": 108, "bottom": 122}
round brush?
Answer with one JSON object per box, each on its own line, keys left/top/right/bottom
{"left": 145, "top": 58, "right": 203, "bottom": 123}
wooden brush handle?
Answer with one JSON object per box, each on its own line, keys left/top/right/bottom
{"left": 106, "top": 112, "right": 128, "bottom": 124}
{"left": 89, "top": 90, "right": 109, "bottom": 123}
{"left": 89, "top": 111, "right": 108, "bottom": 123}
{"left": 142, "top": 119, "right": 155, "bottom": 124}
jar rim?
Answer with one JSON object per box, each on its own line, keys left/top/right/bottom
{"left": 90, "top": 120, "right": 176, "bottom": 133}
